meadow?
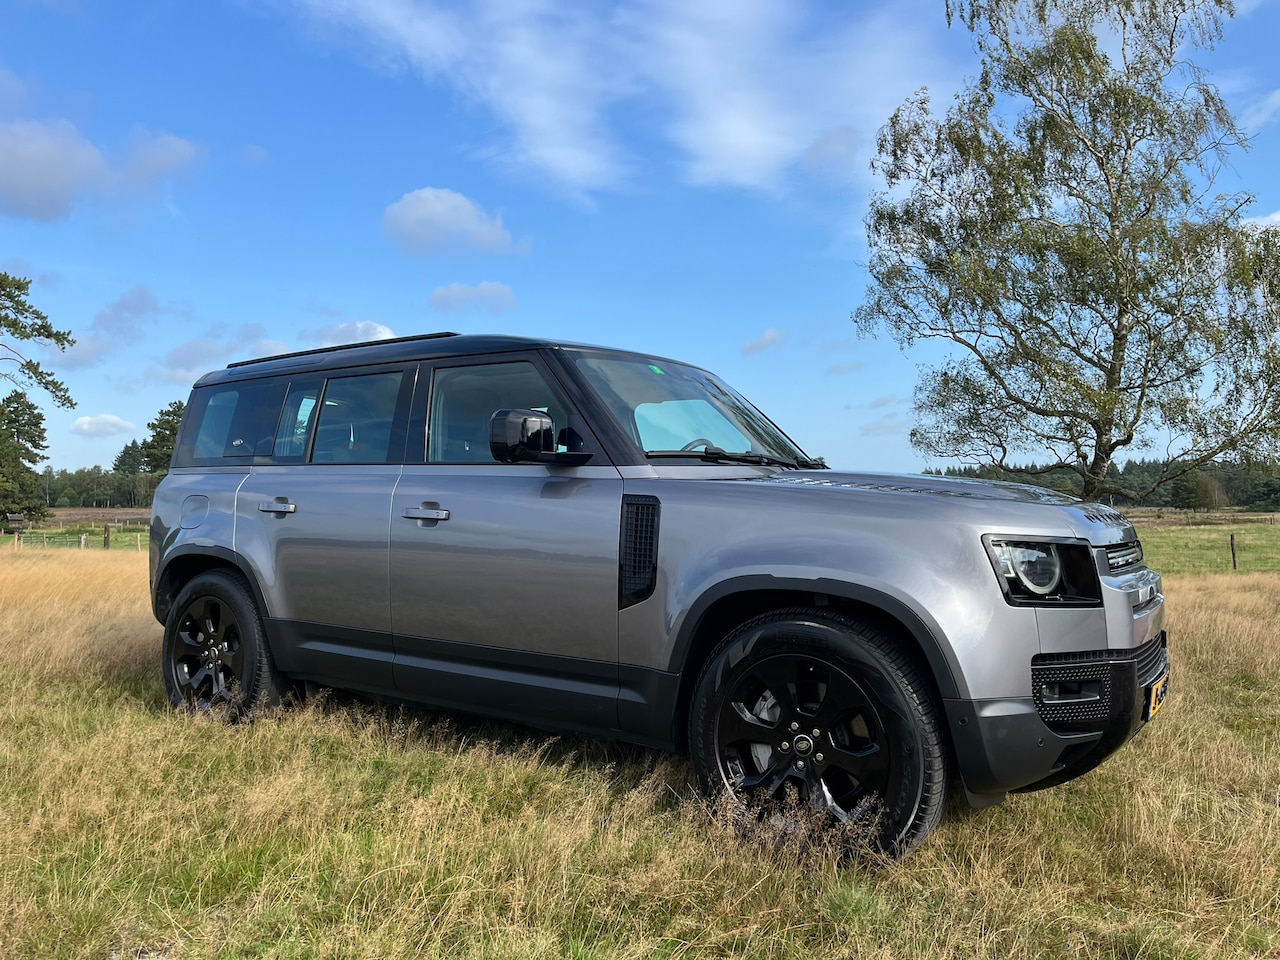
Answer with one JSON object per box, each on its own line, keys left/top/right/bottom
{"left": 0, "top": 527, "right": 1276, "bottom": 959}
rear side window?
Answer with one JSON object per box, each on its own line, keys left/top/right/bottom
{"left": 311, "top": 372, "right": 404, "bottom": 463}
{"left": 174, "top": 379, "right": 280, "bottom": 467}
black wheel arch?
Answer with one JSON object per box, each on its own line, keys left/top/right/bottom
{"left": 153, "top": 545, "right": 271, "bottom": 627}
{"left": 668, "top": 576, "right": 965, "bottom": 751}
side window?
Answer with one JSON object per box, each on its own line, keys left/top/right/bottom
{"left": 174, "top": 379, "right": 279, "bottom": 466}
{"left": 311, "top": 372, "right": 404, "bottom": 463}
{"left": 273, "top": 381, "right": 321, "bottom": 461}
{"left": 427, "top": 362, "right": 566, "bottom": 464}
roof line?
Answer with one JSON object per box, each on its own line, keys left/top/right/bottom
{"left": 226, "top": 331, "right": 461, "bottom": 368}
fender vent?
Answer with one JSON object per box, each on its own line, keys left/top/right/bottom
{"left": 620, "top": 495, "right": 660, "bottom": 608}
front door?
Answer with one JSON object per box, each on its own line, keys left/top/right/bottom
{"left": 389, "top": 356, "right": 624, "bottom": 733}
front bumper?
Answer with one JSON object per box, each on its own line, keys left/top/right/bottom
{"left": 946, "top": 631, "right": 1170, "bottom": 798}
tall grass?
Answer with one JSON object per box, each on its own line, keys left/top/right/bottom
{"left": 0, "top": 552, "right": 1276, "bottom": 959}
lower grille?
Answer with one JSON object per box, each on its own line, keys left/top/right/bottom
{"left": 1031, "top": 632, "right": 1168, "bottom": 730}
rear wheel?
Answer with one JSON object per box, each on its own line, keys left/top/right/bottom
{"left": 162, "top": 570, "right": 283, "bottom": 719}
{"left": 688, "top": 608, "right": 949, "bottom": 856}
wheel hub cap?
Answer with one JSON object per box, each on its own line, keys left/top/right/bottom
{"left": 793, "top": 734, "right": 814, "bottom": 756}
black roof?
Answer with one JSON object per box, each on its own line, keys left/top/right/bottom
{"left": 195, "top": 332, "right": 579, "bottom": 385}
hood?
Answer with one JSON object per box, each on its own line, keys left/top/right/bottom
{"left": 729, "top": 470, "right": 1138, "bottom": 544}
{"left": 742, "top": 470, "right": 1085, "bottom": 504}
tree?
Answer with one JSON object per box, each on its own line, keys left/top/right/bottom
{"left": 1, "top": 273, "right": 75, "bottom": 409}
{"left": 0, "top": 390, "right": 50, "bottom": 517}
{"left": 855, "top": 0, "right": 1280, "bottom": 501}
{"left": 141, "top": 401, "right": 185, "bottom": 474}
{"left": 113, "top": 439, "right": 144, "bottom": 475}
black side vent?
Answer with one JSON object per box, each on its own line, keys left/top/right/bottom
{"left": 620, "top": 495, "right": 661, "bottom": 608}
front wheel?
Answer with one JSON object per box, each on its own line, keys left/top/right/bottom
{"left": 688, "top": 608, "right": 949, "bottom": 857}
{"left": 162, "top": 570, "right": 283, "bottom": 719}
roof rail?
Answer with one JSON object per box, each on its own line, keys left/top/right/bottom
{"left": 227, "top": 331, "right": 461, "bottom": 368}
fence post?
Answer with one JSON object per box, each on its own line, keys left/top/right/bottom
{"left": 1230, "top": 533, "right": 1238, "bottom": 571}
{"left": 103, "top": 524, "right": 110, "bottom": 550}
{"left": 79, "top": 533, "right": 87, "bottom": 550}
{"left": 136, "top": 532, "right": 141, "bottom": 552}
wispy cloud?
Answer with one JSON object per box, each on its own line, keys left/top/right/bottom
{"left": 299, "top": 320, "right": 396, "bottom": 347}
{"left": 1242, "top": 89, "right": 1280, "bottom": 132}
{"left": 860, "top": 413, "right": 908, "bottom": 437}
{"left": 1245, "top": 208, "right": 1280, "bottom": 227}
{"left": 825, "top": 361, "right": 862, "bottom": 377}
{"left": 429, "top": 281, "right": 518, "bottom": 313}
{"left": 61, "top": 286, "right": 163, "bottom": 369}
{"left": 741, "top": 328, "right": 788, "bottom": 355}
{"left": 277, "top": 0, "right": 952, "bottom": 194}
{"left": 0, "top": 117, "right": 198, "bottom": 222}
{"left": 384, "top": 187, "right": 519, "bottom": 256}
{"left": 151, "top": 324, "right": 290, "bottom": 384}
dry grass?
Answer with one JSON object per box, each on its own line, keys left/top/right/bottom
{"left": 0, "top": 551, "right": 1277, "bottom": 959}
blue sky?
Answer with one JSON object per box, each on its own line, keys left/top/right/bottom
{"left": 3, "top": 0, "right": 1279, "bottom": 473}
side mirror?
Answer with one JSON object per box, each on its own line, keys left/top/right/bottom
{"left": 490, "top": 408, "right": 554, "bottom": 462}
{"left": 489, "top": 409, "right": 593, "bottom": 465}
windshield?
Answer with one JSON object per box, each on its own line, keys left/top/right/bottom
{"left": 571, "top": 351, "right": 812, "bottom": 463}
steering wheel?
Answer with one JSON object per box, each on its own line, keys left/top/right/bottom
{"left": 680, "top": 438, "right": 717, "bottom": 451}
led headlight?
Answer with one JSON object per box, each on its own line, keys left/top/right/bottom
{"left": 983, "top": 536, "right": 1102, "bottom": 606}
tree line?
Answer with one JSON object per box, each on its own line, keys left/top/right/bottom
{"left": 930, "top": 459, "right": 1280, "bottom": 512}
{"left": 2, "top": 399, "right": 184, "bottom": 515}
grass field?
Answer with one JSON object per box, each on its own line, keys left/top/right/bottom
{"left": 0, "top": 546, "right": 1277, "bottom": 959}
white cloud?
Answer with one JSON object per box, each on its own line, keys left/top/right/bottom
{"left": 299, "top": 320, "right": 396, "bottom": 347}
{"left": 0, "top": 118, "right": 106, "bottom": 220}
{"left": 1245, "top": 209, "right": 1280, "bottom": 227}
{"left": 69, "top": 414, "right": 136, "bottom": 437}
{"left": 870, "top": 393, "right": 899, "bottom": 409}
{"left": 384, "top": 187, "right": 517, "bottom": 256}
{"left": 741, "top": 328, "right": 788, "bottom": 355}
{"left": 0, "top": 116, "right": 198, "bottom": 221}
{"left": 279, "top": 0, "right": 952, "bottom": 193}
{"left": 429, "top": 281, "right": 518, "bottom": 313}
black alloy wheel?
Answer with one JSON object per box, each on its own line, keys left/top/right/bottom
{"left": 689, "top": 608, "right": 949, "bottom": 856}
{"left": 162, "top": 570, "right": 282, "bottom": 719}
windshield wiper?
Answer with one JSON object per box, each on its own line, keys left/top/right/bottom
{"left": 646, "top": 446, "right": 802, "bottom": 469}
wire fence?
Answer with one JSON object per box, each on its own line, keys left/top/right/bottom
{"left": 4, "top": 525, "right": 150, "bottom": 552}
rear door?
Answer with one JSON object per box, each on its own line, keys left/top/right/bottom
{"left": 389, "top": 353, "right": 625, "bottom": 733}
{"left": 236, "top": 364, "right": 414, "bottom": 694}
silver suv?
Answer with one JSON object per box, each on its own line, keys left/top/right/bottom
{"left": 150, "top": 333, "right": 1169, "bottom": 855}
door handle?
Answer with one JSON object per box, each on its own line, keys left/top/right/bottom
{"left": 402, "top": 506, "right": 450, "bottom": 521}
{"left": 258, "top": 501, "right": 297, "bottom": 514}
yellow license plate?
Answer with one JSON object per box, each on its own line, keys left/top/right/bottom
{"left": 1145, "top": 670, "right": 1170, "bottom": 721}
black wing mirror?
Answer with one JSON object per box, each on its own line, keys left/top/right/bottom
{"left": 489, "top": 409, "right": 592, "bottom": 465}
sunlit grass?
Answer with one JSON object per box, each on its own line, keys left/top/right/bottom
{"left": 0, "top": 551, "right": 1276, "bottom": 958}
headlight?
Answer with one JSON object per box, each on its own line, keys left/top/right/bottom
{"left": 983, "top": 537, "right": 1102, "bottom": 606}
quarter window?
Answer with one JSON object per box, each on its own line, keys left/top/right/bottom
{"left": 174, "top": 379, "right": 279, "bottom": 466}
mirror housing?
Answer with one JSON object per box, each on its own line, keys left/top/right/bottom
{"left": 489, "top": 409, "right": 592, "bottom": 465}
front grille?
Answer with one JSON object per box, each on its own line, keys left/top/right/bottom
{"left": 1105, "top": 540, "right": 1144, "bottom": 571}
{"left": 1031, "top": 631, "right": 1167, "bottom": 728}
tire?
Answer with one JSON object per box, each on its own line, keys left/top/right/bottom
{"left": 162, "top": 570, "right": 283, "bottom": 720}
{"left": 688, "top": 607, "right": 949, "bottom": 857}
